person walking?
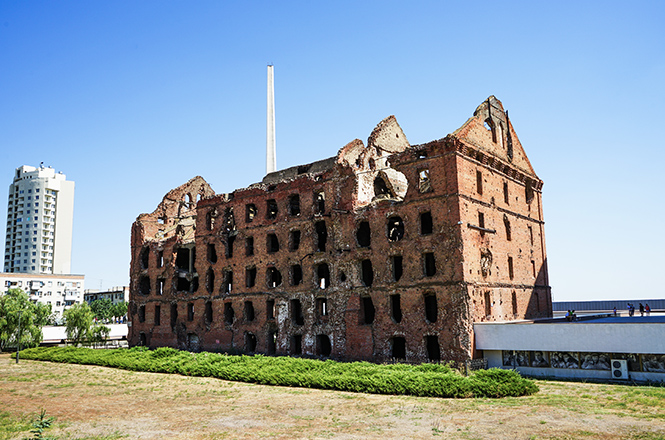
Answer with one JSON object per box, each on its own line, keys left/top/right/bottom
{"left": 639, "top": 303, "right": 645, "bottom": 317}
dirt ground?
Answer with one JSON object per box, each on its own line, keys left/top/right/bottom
{"left": 1, "top": 353, "right": 664, "bottom": 439}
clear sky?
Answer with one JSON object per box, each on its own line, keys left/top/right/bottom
{"left": 1, "top": 1, "right": 663, "bottom": 301}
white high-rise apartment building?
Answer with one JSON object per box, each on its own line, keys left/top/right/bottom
{"left": 4, "top": 165, "right": 75, "bottom": 274}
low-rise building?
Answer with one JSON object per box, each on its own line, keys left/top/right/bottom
{"left": 0, "top": 272, "right": 85, "bottom": 319}
{"left": 84, "top": 286, "right": 129, "bottom": 305}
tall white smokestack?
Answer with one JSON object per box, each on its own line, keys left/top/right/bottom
{"left": 266, "top": 64, "right": 276, "bottom": 174}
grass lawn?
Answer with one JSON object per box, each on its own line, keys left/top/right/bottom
{"left": 1, "top": 352, "right": 664, "bottom": 439}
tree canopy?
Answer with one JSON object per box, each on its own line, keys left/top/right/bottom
{"left": 64, "top": 302, "right": 110, "bottom": 345}
{"left": 0, "top": 288, "right": 51, "bottom": 351}
{"left": 90, "top": 298, "right": 113, "bottom": 321}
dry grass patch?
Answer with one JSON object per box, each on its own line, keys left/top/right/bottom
{"left": 1, "top": 353, "right": 664, "bottom": 439}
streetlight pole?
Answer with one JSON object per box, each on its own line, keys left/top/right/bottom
{"left": 16, "top": 310, "right": 22, "bottom": 364}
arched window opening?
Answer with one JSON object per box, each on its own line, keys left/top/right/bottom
{"left": 317, "top": 263, "right": 330, "bottom": 289}
{"left": 356, "top": 221, "right": 371, "bottom": 247}
{"left": 391, "top": 337, "right": 406, "bottom": 359}
{"left": 315, "top": 221, "right": 327, "bottom": 252}
{"left": 267, "top": 267, "right": 282, "bottom": 288}
{"left": 387, "top": 217, "right": 404, "bottom": 241}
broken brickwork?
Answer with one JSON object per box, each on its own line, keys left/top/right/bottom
{"left": 128, "top": 96, "right": 551, "bottom": 362}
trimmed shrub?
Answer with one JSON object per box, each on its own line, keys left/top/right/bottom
{"left": 19, "top": 347, "right": 538, "bottom": 398}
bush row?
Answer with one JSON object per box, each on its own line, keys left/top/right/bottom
{"left": 19, "top": 347, "right": 538, "bottom": 398}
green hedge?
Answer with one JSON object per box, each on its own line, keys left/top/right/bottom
{"left": 19, "top": 347, "right": 538, "bottom": 398}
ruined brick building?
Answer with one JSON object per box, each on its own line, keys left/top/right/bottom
{"left": 128, "top": 96, "right": 551, "bottom": 363}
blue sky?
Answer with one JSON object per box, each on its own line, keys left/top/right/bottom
{"left": 1, "top": 1, "right": 663, "bottom": 301}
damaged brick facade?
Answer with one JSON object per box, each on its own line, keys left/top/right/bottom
{"left": 128, "top": 96, "right": 551, "bottom": 362}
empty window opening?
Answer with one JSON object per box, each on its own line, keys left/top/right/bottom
{"left": 420, "top": 212, "right": 433, "bottom": 235}
{"left": 391, "top": 256, "right": 403, "bottom": 282}
{"left": 224, "top": 302, "right": 234, "bottom": 325}
{"left": 289, "top": 230, "right": 301, "bottom": 251}
{"left": 175, "top": 248, "right": 190, "bottom": 271}
{"left": 138, "top": 305, "right": 145, "bottom": 323}
{"left": 315, "top": 221, "right": 327, "bottom": 252}
{"left": 512, "top": 291, "right": 518, "bottom": 315}
{"left": 531, "top": 260, "right": 536, "bottom": 278}
{"left": 417, "top": 150, "right": 427, "bottom": 159}
{"left": 244, "top": 301, "right": 255, "bottom": 322}
{"left": 245, "top": 237, "right": 254, "bottom": 256}
{"left": 266, "top": 299, "right": 275, "bottom": 320}
{"left": 525, "top": 180, "right": 534, "bottom": 204}
{"left": 387, "top": 217, "right": 404, "bottom": 242}
{"left": 245, "top": 333, "right": 257, "bottom": 353}
{"left": 156, "top": 250, "right": 164, "bottom": 268}
{"left": 356, "top": 221, "right": 371, "bottom": 247}
{"left": 373, "top": 176, "right": 391, "bottom": 198}
{"left": 225, "top": 235, "right": 236, "bottom": 258}
{"left": 291, "top": 334, "right": 302, "bottom": 355}
{"left": 206, "top": 209, "right": 216, "bottom": 230}
{"left": 424, "top": 253, "right": 436, "bottom": 277}
{"left": 290, "top": 264, "right": 303, "bottom": 286}
{"left": 361, "top": 259, "right": 374, "bottom": 287}
{"left": 267, "top": 233, "right": 280, "bottom": 253}
{"left": 480, "top": 249, "right": 493, "bottom": 278}
{"left": 267, "top": 331, "right": 277, "bottom": 354}
{"left": 317, "top": 263, "right": 330, "bottom": 289}
{"left": 484, "top": 291, "right": 492, "bottom": 316}
{"left": 140, "top": 246, "right": 150, "bottom": 270}
{"left": 314, "top": 191, "right": 325, "bottom": 215}
{"left": 245, "top": 204, "right": 257, "bottom": 223}
{"left": 424, "top": 293, "right": 437, "bottom": 323}
{"left": 206, "top": 267, "right": 215, "bottom": 294}
{"left": 418, "top": 169, "right": 431, "bottom": 193}
{"left": 222, "top": 269, "right": 233, "bottom": 293}
{"left": 176, "top": 276, "right": 193, "bottom": 293}
{"left": 504, "top": 216, "right": 512, "bottom": 241}
{"left": 154, "top": 305, "right": 161, "bottom": 326}
{"left": 316, "top": 297, "right": 328, "bottom": 317}
{"left": 207, "top": 243, "right": 217, "bottom": 263}
{"left": 391, "top": 337, "right": 406, "bottom": 359}
{"left": 157, "top": 216, "right": 166, "bottom": 225}
{"left": 528, "top": 226, "right": 534, "bottom": 245}
{"left": 170, "top": 303, "right": 178, "bottom": 328}
{"left": 297, "top": 164, "right": 311, "bottom": 174}
{"left": 139, "top": 333, "right": 147, "bottom": 346}
{"left": 205, "top": 301, "right": 213, "bottom": 324}
{"left": 266, "top": 199, "right": 278, "bottom": 220}
{"left": 361, "top": 296, "right": 375, "bottom": 324}
{"left": 290, "top": 299, "right": 304, "bottom": 325}
{"left": 187, "top": 303, "right": 194, "bottom": 321}
{"left": 485, "top": 117, "right": 497, "bottom": 142}
{"left": 426, "top": 336, "right": 441, "bottom": 361}
{"left": 339, "top": 271, "right": 347, "bottom": 282}
{"left": 316, "top": 334, "right": 332, "bottom": 357}
{"left": 391, "top": 294, "right": 402, "bottom": 323}
{"left": 508, "top": 257, "right": 514, "bottom": 280}
{"left": 503, "top": 182, "right": 509, "bottom": 205}
{"left": 245, "top": 267, "right": 257, "bottom": 288}
{"left": 267, "top": 267, "right": 282, "bottom": 288}
{"left": 288, "top": 194, "right": 301, "bottom": 217}
{"left": 157, "top": 278, "right": 165, "bottom": 295}
{"left": 476, "top": 170, "right": 483, "bottom": 195}
{"left": 138, "top": 276, "right": 151, "bottom": 295}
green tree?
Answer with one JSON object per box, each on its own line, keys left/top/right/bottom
{"left": 90, "top": 298, "right": 113, "bottom": 321}
{"left": 64, "top": 302, "right": 95, "bottom": 345}
{"left": 0, "top": 288, "right": 51, "bottom": 352}
{"left": 90, "top": 324, "right": 111, "bottom": 348}
{"left": 111, "top": 301, "right": 128, "bottom": 320}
